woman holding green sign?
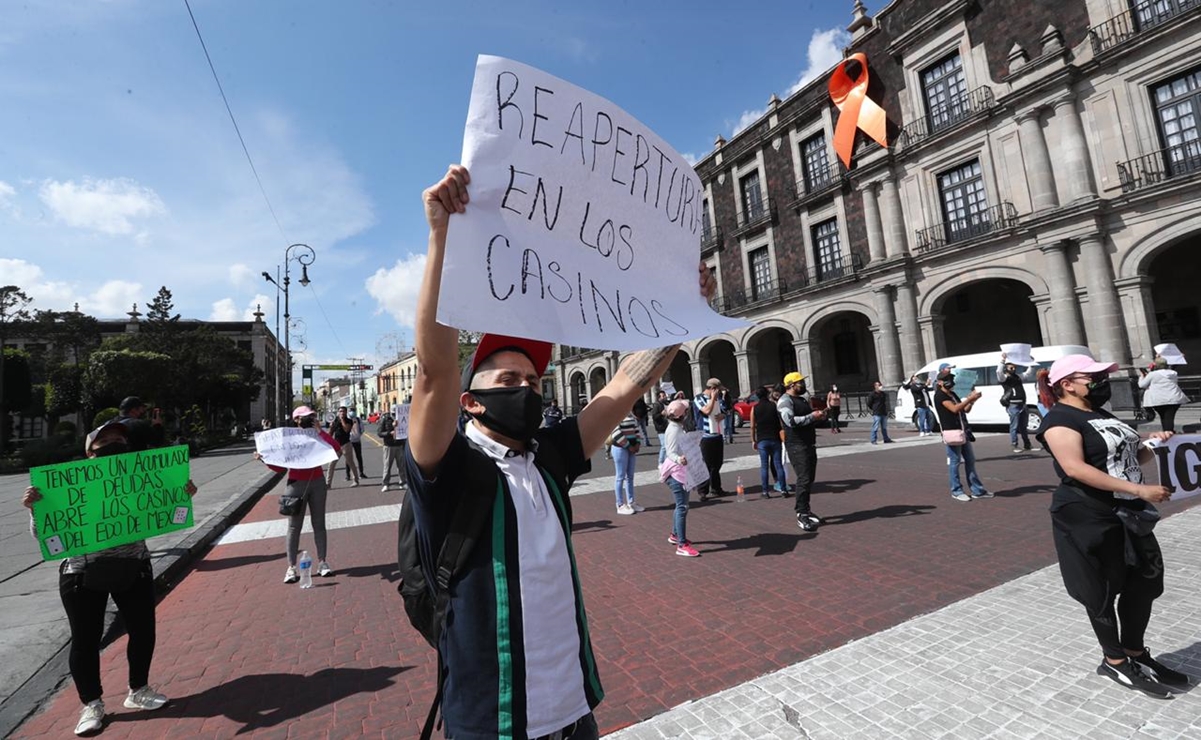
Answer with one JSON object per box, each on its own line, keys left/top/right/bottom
{"left": 23, "top": 421, "right": 198, "bottom": 736}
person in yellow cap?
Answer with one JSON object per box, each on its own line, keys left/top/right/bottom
{"left": 777, "top": 371, "right": 826, "bottom": 531}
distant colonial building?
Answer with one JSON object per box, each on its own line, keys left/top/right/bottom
{"left": 555, "top": 0, "right": 1200, "bottom": 408}
{"left": 376, "top": 352, "right": 419, "bottom": 411}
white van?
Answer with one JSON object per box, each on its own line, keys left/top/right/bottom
{"left": 894, "top": 345, "right": 1093, "bottom": 433}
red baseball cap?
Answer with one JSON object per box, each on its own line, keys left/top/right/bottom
{"left": 1048, "top": 354, "right": 1118, "bottom": 385}
{"left": 460, "top": 334, "right": 553, "bottom": 391}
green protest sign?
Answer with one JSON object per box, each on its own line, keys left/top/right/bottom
{"left": 29, "top": 445, "right": 193, "bottom": 561}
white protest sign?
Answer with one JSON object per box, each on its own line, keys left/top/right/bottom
{"left": 677, "top": 431, "right": 710, "bottom": 491}
{"left": 392, "top": 403, "right": 411, "bottom": 440}
{"left": 1000, "top": 343, "right": 1035, "bottom": 366}
{"left": 1154, "top": 343, "right": 1187, "bottom": 365}
{"left": 441, "top": 55, "right": 748, "bottom": 351}
{"left": 1148, "top": 434, "right": 1201, "bottom": 499}
{"left": 254, "top": 427, "right": 338, "bottom": 469}
{"left": 660, "top": 381, "right": 676, "bottom": 397}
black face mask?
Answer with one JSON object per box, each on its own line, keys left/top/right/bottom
{"left": 796, "top": 382, "right": 807, "bottom": 395}
{"left": 940, "top": 376, "right": 956, "bottom": 388}
{"left": 93, "top": 441, "right": 130, "bottom": 457}
{"left": 297, "top": 417, "right": 315, "bottom": 429}
{"left": 1087, "top": 379, "right": 1113, "bottom": 407}
{"left": 468, "top": 386, "right": 544, "bottom": 442}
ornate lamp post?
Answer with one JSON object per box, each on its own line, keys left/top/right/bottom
{"left": 263, "top": 243, "right": 315, "bottom": 420}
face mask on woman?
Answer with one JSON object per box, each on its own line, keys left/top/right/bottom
{"left": 1086, "top": 378, "right": 1113, "bottom": 407}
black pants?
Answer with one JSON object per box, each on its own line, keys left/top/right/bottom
{"left": 785, "top": 440, "right": 817, "bottom": 516}
{"left": 59, "top": 564, "right": 157, "bottom": 704}
{"left": 1149, "top": 405, "right": 1180, "bottom": 434}
{"left": 827, "top": 407, "right": 841, "bottom": 430}
{"left": 350, "top": 441, "right": 364, "bottom": 477}
{"left": 698, "top": 436, "right": 724, "bottom": 496}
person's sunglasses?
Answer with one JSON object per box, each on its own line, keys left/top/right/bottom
{"left": 1069, "top": 374, "right": 1109, "bottom": 388}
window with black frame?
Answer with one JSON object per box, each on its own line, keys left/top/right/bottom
{"left": 701, "top": 202, "right": 713, "bottom": 241}
{"left": 1134, "top": 0, "right": 1198, "bottom": 32}
{"left": 740, "top": 170, "right": 764, "bottom": 222}
{"left": 812, "top": 218, "right": 844, "bottom": 281}
{"left": 921, "top": 52, "right": 968, "bottom": 132}
{"left": 749, "top": 246, "right": 772, "bottom": 301}
{"left": 801, "top": 134, "right": 831, "bottom": 193}
{"left": 938, "top": 160, "right": 988, "bottom": 243}
{"left": 1153, "top": 67, "right": 1201, "bottom": 179}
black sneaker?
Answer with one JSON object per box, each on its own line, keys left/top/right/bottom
{"left": 1097, "top": 658, "right": 1173, "bottom": 699}
{"left": 797, "top": 514, "right": 818, "bottom": 532}
{"left": 1131, "top": 650, "right": 1191, "bottom": 689}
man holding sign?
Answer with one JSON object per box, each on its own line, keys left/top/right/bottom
{"left": 405, "top": 162, "right": 714, "bottom": 739}
{"left": 23, "top": 421, "right": 198, "bottom": 735}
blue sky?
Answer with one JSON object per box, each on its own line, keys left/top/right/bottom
{"left": 0, "top": 0, "right": 852, "bottom": 376}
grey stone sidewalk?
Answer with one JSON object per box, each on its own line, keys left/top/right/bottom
{"left": 0, "top": 441, "right": 280, "bottom": 737}
{"left": 607, "top": 503, "right": 1201, "bottom": 739}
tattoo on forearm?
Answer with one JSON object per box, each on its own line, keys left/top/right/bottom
{"left": 621, "top": 345, "right": 679, "bottom": 388}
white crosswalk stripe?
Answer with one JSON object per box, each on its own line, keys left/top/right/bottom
{"left": 215, "top": 504, "right": 400, "bottom": 545}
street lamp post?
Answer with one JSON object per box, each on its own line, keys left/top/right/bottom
{"left": 263, "top": 243, "right": 315, "bottom": 421}
{"left": 261, "top": 267, "right": 283, "bottom": 424}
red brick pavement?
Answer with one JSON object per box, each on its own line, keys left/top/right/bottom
{"left": 14, "top": 436, "right": 1198, "bottom": 738}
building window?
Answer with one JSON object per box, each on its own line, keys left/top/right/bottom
{"left": 921, "top": 52, "right": 968, "bottom": 132}
{"left": 1153, "top": 67, "right": 1201, "bottom": 178}
{"left": 938, "top": 160, "right": 988, "bottom": 243}
{"left": 749, "top": 246, "right": 772, "bottom": 300}
{"left": 801, "top": 134, "right": 832, "bottom": 192}
{"left": 812, "top": 219, "right": 844, "bottom": 281}
{"left": 740, "top": 170, "right": 764, "bottom": 220}
{"left": 701, "top": 202, "right": 713, "bottom": 240}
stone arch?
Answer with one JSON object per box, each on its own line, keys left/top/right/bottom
{"left": 742, "top": 319, "right": 801, "bottom": 345}
{"left": 663, "top": 347, "right": 694, "bottom": 399}
{"left": 805, "top": 307, "right": 879, "bottom": 392}
{"left": 744, "top": 321, "right": 801, "bottom": 392}
{"left": 919, "top": 266, "right": 1048, "bottom": 317}
{"left": 800, "top": 301, "right": 879, "bottom": 339}
{"left": 694, "top": 332, "right": 744, "bottom": 359}
{"left": 1119, "top": 213, "right": 1201, "bottom": 279}
{"left": 587, "top": 365, "right": 608, "bottom": 399}
{"left": 569, "top": 370, "right": 587, "bottom": 408}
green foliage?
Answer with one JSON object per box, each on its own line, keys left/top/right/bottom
{"left": 84, "top": 349, "right": 173, "bottom": 410}
{"left": 18, "top": 434, "right": 82, "bottom": 468}
{"left": 1, "top": 348, "right": 32, "bottom": 410}
{"left": 53, "top": 420, "right": 78, "bottom": 436}
{"left": 46, "top": 363, "right": 86, "bottom": 418}
{"left": 92, "top": 407, "right": 120, "bottom": 428}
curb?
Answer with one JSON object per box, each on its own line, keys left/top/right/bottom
{"left": 0, "top": 469, "right": 283, "bottom": 739}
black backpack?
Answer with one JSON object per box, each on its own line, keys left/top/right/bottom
{"left": 396, "top": 433, "right": 572, "bottom": 739}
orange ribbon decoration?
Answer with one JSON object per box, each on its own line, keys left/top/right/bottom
{"left": 828, "top": 53, "right": 888, "bottom": 168}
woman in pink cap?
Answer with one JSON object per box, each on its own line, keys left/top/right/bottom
{"left": 254, "top": 406, "right": 341, "bottom": 583}
{"left": 1035, "top": 354, "right": 1187, "bottom": 698}
{"left": 660, "top": 399, "right": 700, "bottom": 557}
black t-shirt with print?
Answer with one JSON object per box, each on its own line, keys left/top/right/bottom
{"left": 1036, "top": 403, "right": 1143, "bottom": 503}
{"left": 932, "top": 386, "right": 964, "bottom": 430}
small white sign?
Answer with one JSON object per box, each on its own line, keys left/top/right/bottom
{"left": 254, "top": 427, "right": 339, "bottom": 469}
{"left": 441, "top": 55, "right": 748, "bottom": 351}
{"left": 660, "top": 381, "right": 676, "bottom": 397}
{"left": 1154, "top": 343, "right": 1187, "bottom": 366}
{"left": 1000, "top": 343, "right": 1035, "bottom": 366}
{"left": 392, "top": 404, "right": 411, "bottom": 441}
{"left": 1147, "top": 434, "right": 1201, "bottom": 499}
{"left": 677, "top": 431, "right": 710, "bottom": 491}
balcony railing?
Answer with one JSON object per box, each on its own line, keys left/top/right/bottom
{"left": 701, "top": 224, "right": 723, "bottom": 254}
{"left": 790, "top": 160, "right": 847, "bottom": 207}
{"left": 914, "top": 202, "right": 1019, "bottom": 251}
{"left": 710, "top": 254, "right": 864, "bottom": 315}
{"left": 1090, "top": 0, "right": 1201, "bottom": 55}
{"left": 896, "top": 86, "right": 996, "bottom": 152}
{"left": 1117, "top": 141, "right": 1201, "bottom": 193}
{"left": 732, "top": 196, "right": 776, "bottom": 236}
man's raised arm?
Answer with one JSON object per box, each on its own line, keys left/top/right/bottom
{"left": 577, "top": 262, "right": 716, "bottom": 456}
{"left": 408, "top": 165, "right": 471, "bottom": 477}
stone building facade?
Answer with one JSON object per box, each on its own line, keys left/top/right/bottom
{"left": 555, "top": 0, "right": 1201, "bottom": 409}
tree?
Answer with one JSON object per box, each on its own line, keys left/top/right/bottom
{"left": 0, "top": 286, "right": 33, "bottom": 452}
{"left": 457, "top": 329, "right": 483, "bottom": 368}
{"left": 83, "top": 349, "right": 174, "bottom": 411}
{"left": 145, "top": 286, "right": 180, "bottom": 325}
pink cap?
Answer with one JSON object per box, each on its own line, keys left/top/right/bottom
{"left": 665, "top": 399, "right": 691, "bottom": 419}
{"left": 291, "top": 405, "right": 316, "bottom": 418}
{"left": 1048, "top": 355, "right": 1118, "bottom": 385}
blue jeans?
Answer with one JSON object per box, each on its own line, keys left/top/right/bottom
{"left": 657, "top": 433, "right": 667, "bottom": 465}
{"left": 612, "top": 444, "right": 637, "bottom": 507}
{"left": 756, "top": 439, "right": 787, "bottom": 494}
{"left": 665, "top": 477, "right": 689, "bottom": 544}
{"left": 723, "top": 411, "right": 734, "bottom": 442}
{"left": 1007, "top": 404, "right": 1030, "bottom": 447}
{"left": 947, "top": 442, "right": 987, "bottom": 496}
{"left": 871, "top": 415, "right": 892, "bottom": 442}
{"left": 916, "top": 407, "right": 932, "bottom": 433}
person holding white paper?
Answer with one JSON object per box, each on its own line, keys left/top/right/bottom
{"left": 661, "top": 399, "right": 700, "bottom": 557}
{"left": 1139, "top": 356, "right": 1190, "bottom": 433}
{"left": 404, "top": 165, "right": 714, "bottom": 740}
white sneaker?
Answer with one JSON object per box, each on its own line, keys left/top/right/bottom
{"left": 124, "top": 685, "right": 168, "bottom": 710}
{"left": 284, "top": 566, "right": 298, "bottom": 584}
{"left": 317, "top": 561, "right": 333, "bottom": 577}
{"left": 629, "top": 502, "right": 646, "bottom": 512}
{"left": 616, "top": 504, "right": 635, "bottom": 515}
{"left": 75, "top": 700, "right": 104, "bottom": 735}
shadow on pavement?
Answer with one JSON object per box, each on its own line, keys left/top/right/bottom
{"left": 572, "top": 519, "right": 618, "bottom": 534}
{"left": 190, "top": 553, "right": 284, "bottom": 571}
{"left": 192, "top": 445, "right": 257, "bottom": 459}
{"left": 336, "top": 562, "right": 399, "bottom": 582}
{"left": 814, "top": 478, "right": 875, "bottom": 495}
{"left": 822, "top": 504, "right": 936, "bottom": 526}
{"left": 1152, "top": 643, "right": 1201, "bottom": 695}
{"left": 993, "top": 484, "right": 1055, "bottom": 498}
{"left": 125, "top": 666, "right": 410, "bottom": 734}
{"left": 695, "top": 531, "right": 817, "bottom": 557}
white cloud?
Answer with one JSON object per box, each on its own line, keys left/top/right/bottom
{"left": 732, "top": 28, "right": 850, "bottom": 135}
{"left": 365, "top": 252, "right": 427, "bottom": 329}
{"left": 209, "top": 298, "right": 239, "bottom": 322}
{"left": 229, "top": 263, "right": 255, "bottom": 288}
{"left": 680, "top": 152, "right": 699, "bottom": 166}
{"left": 243, "top": 293, "right": 272, "bottom": 321}
{"left": 0, "top": 257, "right": 42, "bottom": 286}
{"left": 39, "top": 177, "right": 166, "bottom": 235}
{"left": 208, "top": 293, "right": 274, "bottom": 322}
{"left": 82, "top": 280, "right": 142, "bottom": 317}
{"left": 0, "top": 180, "right": 15, "bottom": 211}
{"left": 0, "top": 257, "right": 75, "bottom": 307}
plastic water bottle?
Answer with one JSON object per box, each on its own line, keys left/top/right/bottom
{"left": 298, "top": 550, "right": 313, "bottom": 589}
{"left": 736, "top": 475, "right": 746, "bottom": 502}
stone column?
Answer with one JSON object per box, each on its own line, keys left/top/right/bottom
{"left": 879, "top": 174, "right": 909, "bottom": 258}
{"left": 861, "top": 183, "right": 887, "bottom": 263}
{"left": 1053, "top": 96, "right": 1097, "bottom": 201}
{"left": 873, "top": 286, "right": 903, "bottom": 385}
{"left": 689, "top": 358, "right": 705, "bottom": 397}
{"left": 919, "top": 315, "right": 947, "bottom": 359}
{"left": 1077, "top": 234, "right": 1130, "bottom": 364}
{"left": 793, "top": 340, "right": 814, "bottom": 380}
{"left": 733, "top": 350, "right": 751, "bottom": 399}
{"left": 894, "top": 282, "right": 925, "bottom": 375}
{"left": 1039, "top": 241, "right": 1086, "bottom": 345}
{"left": 1017, "top": 108, "right": 1059, "bottom": 211}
